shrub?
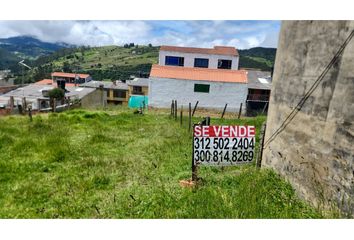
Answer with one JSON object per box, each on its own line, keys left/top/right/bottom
{"left": 48, "top": 88, "right": 65, "bottom": 100}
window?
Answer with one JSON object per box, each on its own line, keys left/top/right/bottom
{"left": 133, "top": 86, "right": 143, "bottom": 94}
{"left": 194, "top": 58, "right": 209, "bottom": 68}
{"left": 218, "top": 59, "right": 232, "bottom": 69}
{"left": 113, "top": 90, "right": 126, "bottom": 98}
{"left": 194, "top": 84, "right": 210, "bottom": 93}
{"left": 165, "top": 56, "right": 184, "bottom": 66}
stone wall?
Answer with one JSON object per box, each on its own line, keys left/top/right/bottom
{"left": 263, "top": 21, "right": 354, "bottom": 217}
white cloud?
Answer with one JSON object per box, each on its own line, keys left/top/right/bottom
{"left": 0, "top": 20, "right": 280, "bottom": 49}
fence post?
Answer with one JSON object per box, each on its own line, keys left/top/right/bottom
{"left": 256, "top": 123, "right": 267, "bottom": 168}
{"left": 192, "top": 117, "right": 210, "bottom": 182}
{"left": 53, "top": 98, "right": 56, "bottom": 112}
{"left": 180, "top": 105, "right": 183, "bottom": 126}
{"left": 192, "top": 101, "right": 199, "bottom": 117}
{"left": 28, "top": 105, "right": 32, "bottom": 122}
{"left": 188, "top": 102, "right": 192, "bottom": 132}
{"left": 238, "top": 102, "right": 243, "bottom": 119}
{"left": 37, "top": 99, "right": 41, "bottom": 112}
{"left": 174, "top": 100, "right": 177, "bottom": 120}
{"left": 171, "top": 100, "right": 174, "bottom": 116}
{"left": 221, "top": 103, "right": 227, "bottom": 119}
{"left": 22, "top": 97, "right": 27, "bottom": 114}
{"left": 9, "top": 96, "right": 14, "bottom": 111}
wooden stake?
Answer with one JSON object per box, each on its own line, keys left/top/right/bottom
{"left": 171, "top": 100, "right": 174, "bottom": 116}
{"left": 9, "top": 96, "right": 14, "bottom": 111}
{"left": 174, "top": 100, "right": 177, "bottom": 120}
{"left": 53, "top": 98, "right": 56, "bottom": 112}
{"left": 28, "top": 106, "right": 32, "bottom": 122}
{"left": 180, "top": 105, "right": 183, "bottom": 126}
{"left": 238, "top": 102, "right": 243, "bottom": 119}
{"left": 188, "top": 102, "right": 192, "bottom": 132}
{"left": 22, "top": 97, "right": 27, "bottom": 114}
{"left": 221, "top": 103, "right": 227, "bottom": 119}
{"left": 192, "top": 101, "right": 199, "bottom": 117}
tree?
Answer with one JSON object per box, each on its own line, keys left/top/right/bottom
{"left": 48, "top": 88, "right": 65, "bottom": 100}
{"left": 48, "top": 88, "right": 65, "bottom": 112}
{"left": 62, "top": 61, "right": 72, "bottom": 72}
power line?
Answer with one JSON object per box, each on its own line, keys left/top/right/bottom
{"left": 263, "top": 29, "right": 354, "bottom": 149}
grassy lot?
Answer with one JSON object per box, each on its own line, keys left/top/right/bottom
{"left": 0, "top": 107, "right": 327, "bottom": 218}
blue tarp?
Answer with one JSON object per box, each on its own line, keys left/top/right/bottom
{"left": 128, "top": 95, "right": 148, "bottom": 108}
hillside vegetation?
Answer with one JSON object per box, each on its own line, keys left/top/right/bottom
{"left": 16, "top": 44, "right": 159, "bottom": 83}
{"left": 238, "top": 47, "right": 276, "bottom": 71}
{"left": 0, "top": 107, "right": 328, "bottom": 218}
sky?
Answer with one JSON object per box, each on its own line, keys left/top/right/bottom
{"left": 0, "top": 20, "right": 281, "bottom": 49}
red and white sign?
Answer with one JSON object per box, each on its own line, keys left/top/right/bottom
{"left": 193, "top": 125, "right": 256, "bottom": 166}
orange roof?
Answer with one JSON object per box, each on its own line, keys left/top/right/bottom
{"left": 51, "top": 72, "right": 90, "bottom": 79}
{"left": 35, "top": 79, "right": 53, "bottom": 85}
{"left": 35, "top": 79, "right": 76, "bottom": 87}
{"left": 160, "top": 45, "right": 238, "bottom": 56}
{"left": 150, "top": 65, "right": 247, "bottom": 84}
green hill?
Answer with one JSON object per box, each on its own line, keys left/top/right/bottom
{"left": 0, "top": 107, "right": 325, "bottom": 218}
{"left": 238, "top": 47, "right": 277, "bottom": 71}
{"left": 0, "top": 47, "right": 20, "bottom": 71}
{"left": 21, "top": 44, "right": 159, "bottom": 83}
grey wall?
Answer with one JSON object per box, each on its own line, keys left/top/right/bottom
{"left": 148, "top": 77, "right": 247, "bottom": 111}
{"left": 81, "top": 88, "right": 106, "bottom": 108}
{"left": 263, "top": 21, "right": 354, "bottom": 217}
{"left": 159, "top": 50, "right": 239, "bottom": 70}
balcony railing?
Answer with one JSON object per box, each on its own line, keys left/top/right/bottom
{"left": 247, "top": 94, "right": 270, "bottom": 102}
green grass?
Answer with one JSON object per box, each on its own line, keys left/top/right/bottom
{"left": 0, "top": 107, "right": 326, "bottom": 218}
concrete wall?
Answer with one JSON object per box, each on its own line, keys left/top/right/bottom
{"left": 149, "top": 77, "right": 247, "bottom": 111}
{"left": 263, "top": 21, "right": 354, "bottom": 216}
{"left": 159, "top": 50, "right": 239, "bottom": 70}
{"left": 81, "top": 88, "right": 106, "bottom": 108}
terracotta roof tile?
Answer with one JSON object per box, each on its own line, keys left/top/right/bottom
{"left": 35, "top": 79, "right": 76, "bottom": 87}
{"left": 150, "top": 65, "right": 247, "bottom": 84}
{"left": 51, "top": 72, "right": 90, "bottom": 79}
{"left": 34, "top": 79, "right": 53, "bottom": 85}
{"left": 160, "top": 45, "right": 238, "bottom": 56}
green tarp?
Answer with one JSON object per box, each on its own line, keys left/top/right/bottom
{"left": 128, "top": 95, "right": 148, "bottom": 108}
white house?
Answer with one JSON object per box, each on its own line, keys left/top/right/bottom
{"left": 149, "top": 45, "right": 247, "bottom": 111}
{"left": 149, "top": 65, "right": 247, "bottom": 111}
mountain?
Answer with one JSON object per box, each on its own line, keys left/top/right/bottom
{"left": 0, "top": 36, "right": 72, "bottom": 60}
{"left": 0, "top": 47, "right": 21, "bottom": 71}
{"left": 238, "top": 47, "right": 277, "bottom": 71}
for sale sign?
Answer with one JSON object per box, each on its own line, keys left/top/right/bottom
{"left": 193, "top": 125, "right": 256, "bottom": 166}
